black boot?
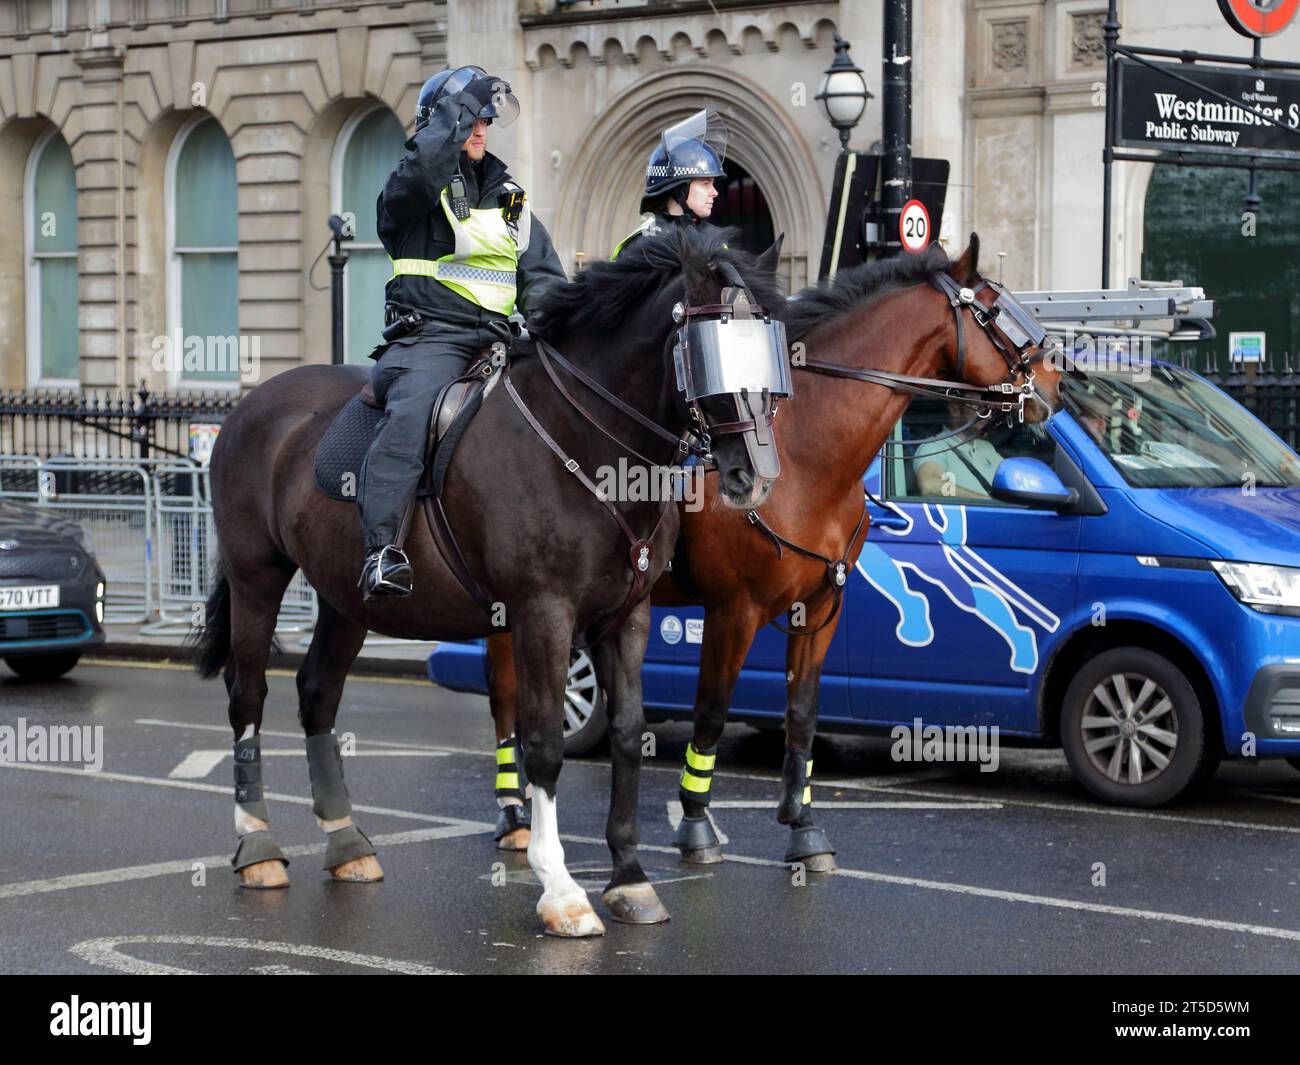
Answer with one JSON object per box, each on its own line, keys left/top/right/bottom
{"left": 360, "top": 545, "right": 414, "bottom": 599}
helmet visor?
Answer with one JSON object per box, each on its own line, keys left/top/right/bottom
{"left": 480, "top": 80, "right": 520, "bottom": 128}
{"left": 661, "top": 108, "right": 728, "bottom": 170}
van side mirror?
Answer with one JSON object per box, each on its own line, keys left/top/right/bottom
{"left": 991, "top": 457, "right": 1079, "bottom": 510}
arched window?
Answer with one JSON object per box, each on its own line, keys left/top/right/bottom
{"left": 167, "top": 115, "right": 239, "bottom": 384}
{"left": 25, "top": 130, "right": 78, "bottom": 385}
{"left": 335, "top": 105, "right": 406, "bottom": 364}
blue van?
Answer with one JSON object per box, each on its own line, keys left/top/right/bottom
{"left": 428, "top": 358, "right": 1300, "bottom": 806}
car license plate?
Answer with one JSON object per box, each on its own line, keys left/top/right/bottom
{"left": 0, "top": 586, "right": 60, "bottom": 610}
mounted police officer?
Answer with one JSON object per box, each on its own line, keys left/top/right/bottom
{"left": 612, "top": 109, "right": 727, "bottom": 260}
{"left": 359, "top": 65, "right": 566, "bottom": 599}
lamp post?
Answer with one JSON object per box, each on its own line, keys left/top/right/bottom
{"left": 881, "top": 0, "right": 913, "bottom": 253}
{"left": 815, "top": 33, "right": 871, "bottom": 153}
{"left": 327, "top": 213, "right": 353, "bottom": 366}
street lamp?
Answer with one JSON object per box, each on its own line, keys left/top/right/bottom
{"left": 815, "top": 33, "right": 872, "bottom": 152}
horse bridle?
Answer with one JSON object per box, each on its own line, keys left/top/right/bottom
{"left": 747, "top": 271, "right": 1053, "bottom": 638}
{"left": 799, "top": 272, "right": 1051, "bottom": 436}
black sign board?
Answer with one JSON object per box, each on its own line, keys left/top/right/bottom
{"left": 1116, "top": 57, "right": 1300, "bottom": 160}
{"left": 818, "top": 153, "right": 949, "bottom": 280}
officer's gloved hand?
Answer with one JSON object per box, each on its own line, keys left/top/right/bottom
{"left": 459, "top": 78, "right": 499, "bottom": 121}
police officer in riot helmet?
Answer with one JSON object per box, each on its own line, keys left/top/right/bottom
{"left": 612, "top": 109, "right": 728, "bottom": 259}
{"left": 358, "top": 65, "right": 566, "bottom": 599}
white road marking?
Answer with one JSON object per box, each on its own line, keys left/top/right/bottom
{"left": 704, "top": 799, "right": 1002, "bottom": 811}
{"left": 168, "top": 747, "right": 451, "bottom": 780}
{"left": 0, "top": 760, "right": 490, "bottom": 828}
{"left": 124, "top": 717, "right": 1300, "bottom": 834}
{"left": 6, "top": 758, "right": 1300, "bottom": 945}
{"left": 556, "top": 832, "right": 1300, "bottom": 946}
{"left": 69, "top": 935, "right": 456, "bottom": 976}
{"left": 1231, "top": 790, "right": 1300, "bottom": 806}
{"left": 0, "top": 823, "right": 488, "bottom": 901}
{"left": 136, "top": 718, "right": 458, "bottom": 754}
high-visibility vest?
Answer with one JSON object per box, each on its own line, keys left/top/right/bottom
{"left": 389, "top": 184, "right": 530, "bottom": 317}
{"left": 610, "top": 215, "right": 659, "bottom": 260}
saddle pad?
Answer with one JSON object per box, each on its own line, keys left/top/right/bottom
{"left": 315, "top": 394, "right": 383, "bottom": 502}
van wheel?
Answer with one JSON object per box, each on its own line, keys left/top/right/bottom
{"left": 5, "top": 653, "right": 82, "bottom": 680}
{"left": 562, "top": 648, "right": 608, "bottom": 757}
{"left": 1060, "top": 647, "right": 1217, "bottom": 807}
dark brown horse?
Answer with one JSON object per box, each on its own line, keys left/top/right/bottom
{"left": 191, "top": 227, "right": 788, "bottom": 936}
{"left": 483, "top": 236, "right": 1062, "bottom": 866}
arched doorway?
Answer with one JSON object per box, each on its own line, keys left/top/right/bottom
{"left": 1143, "top": 166, "right": 1300, "bottom": 373}
{"left": 711, "top": 159, "right": 775, "bottom": 254}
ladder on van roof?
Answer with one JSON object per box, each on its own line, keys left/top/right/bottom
{"left": 1013, "top": 279, "right": 1216, "bottom": 343}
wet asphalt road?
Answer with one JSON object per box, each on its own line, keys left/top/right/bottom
{"left": 2, "top": 658, "right": 1300, "bottom": 975}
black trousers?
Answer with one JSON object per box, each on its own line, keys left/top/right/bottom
{"left": 357, "top": 334, "right": 476, "bottom": 551}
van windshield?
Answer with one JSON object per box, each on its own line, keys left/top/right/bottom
{"left": 1060, "top": 364, "right": 1300, "bottom": 489}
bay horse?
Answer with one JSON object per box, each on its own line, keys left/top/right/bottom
{"left": 482, "top": 235, "right": 1062, "bottom": 865}
{"left": 191, "top": 227, "right": 788, "bottom": 936}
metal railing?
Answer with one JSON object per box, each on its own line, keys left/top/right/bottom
{"left": 0, "top": 386, "right": 238, "bottom": 462}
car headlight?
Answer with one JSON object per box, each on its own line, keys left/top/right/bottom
{"left": 1211, "top": 561, "right": 1300, "bottom": 615}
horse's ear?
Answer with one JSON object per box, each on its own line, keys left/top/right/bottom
{"left": 951, "top": 232, "right": 981, "bottom": 284}
{"left": 756, "top": 233, "right": 785, "bottom": 275}
{"left": 682, "top": 242, "right": 716, "bottom": 305}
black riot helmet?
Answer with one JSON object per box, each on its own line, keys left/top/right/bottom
{"left": 640, "top": 109, "right": 727, "bottom": 215}
{"left": 412, "top": 65, "right": 520, "bottom": 136}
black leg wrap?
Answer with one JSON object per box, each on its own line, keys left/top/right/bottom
{"left": 323, "top": 824, "right": 377, "bottom": 871}
{"left": 233, "top": 734, "right": 269, "bottom": 822}
{"left": 494, "top": 802, "right": 532, "bottom": 841}
{"left": 231, "top": 829, "right": 288, "bottom": 872}
{"left": 784, "top": 824, "right": 836, "bottom": 865}
{"left": 777, "top": 747, "right": 812, "bottom": 825}
{"left": 305, "top": 732, "right": 352, "bottom": 822}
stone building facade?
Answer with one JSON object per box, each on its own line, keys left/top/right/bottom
{"left": 0, "top": 0, "right": 1294, "bottom": 392}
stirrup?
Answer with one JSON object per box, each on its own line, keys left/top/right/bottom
{"left": 361, "top": 545, "right": 413, "bottom": 598}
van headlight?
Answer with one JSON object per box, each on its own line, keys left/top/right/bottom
{"left": 1211, "top": 561, "right": 1300, "bottom": 615}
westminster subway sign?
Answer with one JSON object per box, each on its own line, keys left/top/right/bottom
{"left": 1115, "top": 58, "right": 1300, "bottom": 160}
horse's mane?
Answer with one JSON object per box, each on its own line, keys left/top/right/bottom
{"left": 783, "top": 244, "right": 954, "bottom": 342}
{"left": 533, "top": 225, "right": 785, "bottom": 341}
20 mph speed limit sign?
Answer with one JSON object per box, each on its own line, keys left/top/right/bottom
{"left": 899, "top": 199, "right": 931, "bottom": 253}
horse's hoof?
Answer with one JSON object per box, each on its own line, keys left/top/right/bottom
{"left": 603, "top": 883, "right": 670, "bottom": 925}
{"left": 784, "top": 825, "right": 837, "bottom": 871}
{"left": 497, "top": 827, "right": 531, "bottom": 851}
{"left": 798, "top": 852, "right": 838, "bottom": 873}
{"left": 330, "top": 854, "right": 384, "bottom": 882}
{"left": 538, "top": 893, "right": 606, "bottom": 937}
{"left": 679, "top": 845, "right": 724, "bottom": 865}
{"left": 238, "top": 860, "right": 289, "bottom": 890}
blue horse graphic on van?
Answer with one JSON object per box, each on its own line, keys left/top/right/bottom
{"left": 858, "top": 500, "right": 1060, "bottom": 674}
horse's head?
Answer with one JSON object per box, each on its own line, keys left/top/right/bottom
{"left": 939, "top": 233, "right": 1061, "bottom": 423}
{"left": 675, "top": 230, "right": 789, "bottom": 508}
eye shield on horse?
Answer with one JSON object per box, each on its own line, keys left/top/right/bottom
{"left": 671, "top": 293, "right": 792, "bottom": 481}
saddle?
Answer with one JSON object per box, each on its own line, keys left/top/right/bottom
{"left": 313, "top": 348, "right": 506, "bottom": 504}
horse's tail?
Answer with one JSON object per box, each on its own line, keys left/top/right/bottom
{"left": 191, "top": 559, "right": 232, "bottom": 679}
